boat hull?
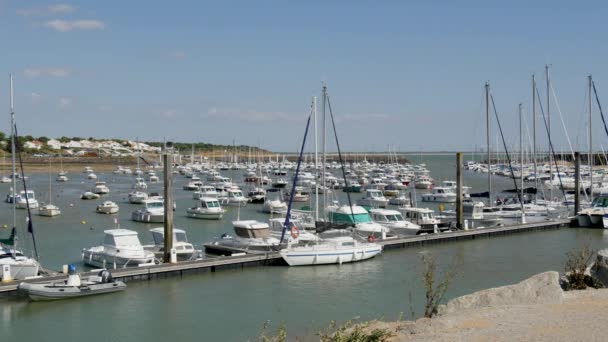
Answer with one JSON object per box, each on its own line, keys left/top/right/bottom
{"left": 186, "top": 208, "right": 223, "bottom": 220}
{"left": 19, "top": 281, "right": 127, "bottom": 301}
{"left": 280, "top": 245, "right": 382, "bottom": 266}
{"left": 82, "top": 250, "right": 155, "bottom": 269}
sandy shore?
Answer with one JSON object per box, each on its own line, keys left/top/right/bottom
{"left": 368, "top": 283, "right": 608, "bottom": 341}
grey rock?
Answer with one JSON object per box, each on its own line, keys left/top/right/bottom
{"left": 591, "top": 249, "right": 608, "bottom": 287}
{"left": 438, "top": 271, "right": 563, "bottom": 316}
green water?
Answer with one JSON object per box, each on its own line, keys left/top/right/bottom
{"left": 0, "top": 155, "right": 603, "bottom": 341}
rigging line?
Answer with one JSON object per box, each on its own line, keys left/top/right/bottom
{"left": 534, "top": 86, "right": 569, "bottom": 202}
{"left": 592, "top": 82, "right": 608, "bottom": 140}
{"left": 549, "top": 82, "right": 576, "bottom": 160}
{"left": 279, "top": 111, "right": 312, "bottom": 246}
{"left": 326, "top": 94, "right": 357, "bottom": 226}
{"left": 14, "top": 124, "right": 39, "bottom": 261}
{"left": 488, "top": 93, "right": 524, "bottom": 209}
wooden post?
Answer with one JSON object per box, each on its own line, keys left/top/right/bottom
{"left": 456, "top": 152, "right": 464, "bottom": 229}
{"left": 163, "top": 153, "right": 174, "bottom": 263}
{"left": 574, "top": 151, "right": 580, "bottom": 215}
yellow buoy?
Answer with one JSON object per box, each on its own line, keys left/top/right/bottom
{"left": 81, "top": 220, "right": 86, "bottom": 225}
{"left": 2, "top": 224, "right": 7, "bottom": 229}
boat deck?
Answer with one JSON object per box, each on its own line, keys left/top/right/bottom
{"left": 0, "top": 219, "right": 571, "bottom": 294}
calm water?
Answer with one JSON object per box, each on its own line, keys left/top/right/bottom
{"left": 0, "top": 154, "right": 604, "bottom": 341}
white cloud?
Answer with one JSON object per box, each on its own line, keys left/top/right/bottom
{"left": 45, "top": 19, "right": 105, "bottom": 32}
{"left": 204, "top": 107, "right": 301, "bottom": 122}
{"left": 49, "top": 4, "right": 75, "bottom": 14}
{"left": 30, "top": 92, "right": 41, "bottom": 104}
{"left": 24, "top": 67, "right": 70, "bottom": 78}
{"left": 58, "top": 97, "right": 72, "bottom": 108}
{"left": 17, "top": 3, "right": 75, "bottom": 17}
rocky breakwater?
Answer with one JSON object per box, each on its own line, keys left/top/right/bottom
{"left": 364, "top": 271, "right": 608, "bottom": 341}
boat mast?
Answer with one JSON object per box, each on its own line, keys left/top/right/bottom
{"left": 532, "top": 74, "right": 538, "bottom": 202}
{"left": 486, "top": 82, "right": 492, "bottom": 205}
{"left": 322, "top": 84, "right": 327, "bottom": 219}
{"left": 313, "top": 96, "right": 319, "bottom": 221}
{"left": 48, "top": 157, "right": 52, "bottom": 205}
{"left": 589, "top": 74, "right": 593, "bottom": 202}
{"left": 546, "top": 65, "right": 552, "bottom": 201}
{"left": 519, "top": 103, "right": 524, "bottom": 207}
{"left": 9, "top": 74, "right": 17, "bottom": 253}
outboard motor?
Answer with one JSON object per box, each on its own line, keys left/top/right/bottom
{"left": 98, "top": 270, "right": 114, "bottom": 283}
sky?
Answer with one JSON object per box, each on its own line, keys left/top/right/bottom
{"left": 1, "top": 0, "right": 608, "bottom": 152}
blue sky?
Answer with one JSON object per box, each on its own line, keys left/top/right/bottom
{"left": 0, "top": 0, "right": 607, "bottom": 152}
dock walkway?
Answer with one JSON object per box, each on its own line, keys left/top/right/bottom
{"left": 0, "top": 219, "right": 571, "bottom": 294}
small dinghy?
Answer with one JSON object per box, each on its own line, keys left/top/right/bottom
{"left": 18, "top": 265, "right": 126, "bottom": 301}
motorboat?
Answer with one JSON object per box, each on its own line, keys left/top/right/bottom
{"left": 131, "top": 198, "right": 165, "bottom": 223}
{"left": 220, "top": 189, "right": 248, "bottom": 207}
{"left": 128, "top": 191, "right": 148, "bottom": 204}
{"left": 39, "top": 204, "right": 61, "bottom": 217}
{"left": 325, "top": 204, "right": 396, "bottom": 240}
{"left": 268, "top": 218, "right": 319, "bottom": 244}
{"left": 370, "top": 208, "right": 420, "bottom": 235}
{"left": 388, "top": 191, "right": 411, "bottom": 206}
{"left": 133, "top": 177, "right": 148, "bottom": 190}
{"left": 284, "top": 186, "right": 310, "bottom": 202}
{"left": 183, "top": 180, "right": 202, "bottom": 191}
{"left": 398, "top": 207, "right": 451, "bottom": 233}
{"left": 97, "top": 201, "right": 119, "bottom": 214}
{"left": 92, "top": 181, "right": 110, "bottom": 195}
{"left": 193, "top": 185, "right": 218, "bottom": 200}
{"left": 279, "top": 233, "right": 382, "bottom": 266}
{"left": 205, "top": 220, "right": 280, "bottom": 255}
{"left": 83, "top": 166, "right": 94, "bottom": 174}
{"left": 356, "top": 189, "right": 389, "bottom": 208}
{"left": 421, "top": 187, "right": 456, "bottom": 203}
{"left": 87, "top": 173, "right": 98, "bottom": 180}
{"left": 247, "top": 187, "right": 266, "bottom": 203}
{"left": 18, "top": 267, "right": 126, "bottom": 301}
{"left": 272, "top": 178, "right": 288, "bottom": 188}
{"left": 343, "top": 180, "right": 362, "bottom": 193}
{"left": 149, "top": 173, "right": 159, "bottom": 183}
{"left": 80, "top": 191, "right": 100, "bottom": 200}
{"left": 186, "top": 197, "right": 224, "bottom": 220}
{"left": 56, "top": 171, "right": 68, "bottom": 182}
{"left": 143, "top": 228, "right": 201, "bottom": 261}
{"left": 16, "top": 190, "right": 39, "bottom": 209}
{"left": 262, "top": 189, "right": 287, "bottom": 214}
{"left": 82, "top": 229, "right": 156, "bottom": 268}
{"left": 577, "top": 195, "right": 608, "bottom": 228}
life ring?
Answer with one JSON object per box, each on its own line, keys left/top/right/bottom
{"left": 291, "top": 226, "right": 300, "bottom": 239}
{"left": 367, "top": 235, "right": 375, "bottom": 243}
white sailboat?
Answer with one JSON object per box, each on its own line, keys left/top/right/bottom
{"left": 1, "top": 74, "right": 40, "bottom": 281}
{"left": 279, "top": 88, "right": 382, "bottom": 266}
{"left": 39, "top": 158, "right": 61, "bottom": 217}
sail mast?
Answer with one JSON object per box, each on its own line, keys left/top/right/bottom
{"left": 9, "top": 74, "right": 17, "bottom": 253}
{"left": 519, "top": 103, "right": 524, "bottom": 212}
{"left": 312, "top": 96, "right": 319, "bottom": 221}
{"left": 486, "top": 82, "right": 491, "bottom": 205}
{"left": 589, "top": 75, "right": 593, "bottom": 202}
{"left": 321, "top": 84, "right": 327, "bottom": 219}
{"left": 546, "top": 65, "right": 552, "bottom": 201}
{"left": 532, "top": 74, "right": 538, "bottom": 202}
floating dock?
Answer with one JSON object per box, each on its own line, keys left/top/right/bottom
{"left": 0, "top": 219, "right": 571, "bottom": 295}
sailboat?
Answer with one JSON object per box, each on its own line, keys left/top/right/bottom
{"left": 0, "top": 74, "right": 41, "bottom": 281}
{"left": 279, "top": 87, "right": 383, "bottom": 266}
{"left": 56, "top": 153, "right": 68, "bottom": 182}
{"left": 39, "top": 158, "right": 61, "bottom": 217}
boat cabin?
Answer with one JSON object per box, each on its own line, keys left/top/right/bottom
{"left": 232, "top": 220, "right": 271, "bottom": 239}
